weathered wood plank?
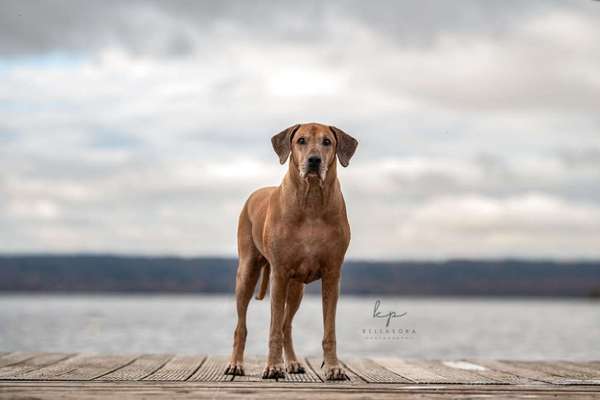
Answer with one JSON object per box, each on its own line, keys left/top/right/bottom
{"left": 470, "top": 360, "right": 566, "bottom": 384}
{"left": 538, "top": 361, "right": 600, "bottom": 382}
{"left": 54, "top": 354, "right": 138, "bottom": 381}
{"left": 96, "top": 354, "right": 173, "bottom": 381}
{"left": 1, "top": 351, "right": 599, "bottom": 394}
{"left": 2, "top": 382, "right": 600, "bottom": 400}
{"left": 3, "top": 381, "right": 600, "bottom": 391}
{"left": 306, "top": 357, "right": 363, "bottom": 384}
{"left": 232, "top": 356, "right": 321, "bottom": 383}
{"left": 187, "top": 356, "right": 232, "bottom": 382}
{"left": 0, "top": 353, "right": 73, "bottom": 379}
{"left": 372, "top": 357, "right": 449, "bottom": 383}
{"left": 461, "top": 360, "right": 541, "bottom": 385}
{"left": 0, "top": 353, "right": 37, "bottom": 368}
{"left": 564, "top": 362, "right": 600, "bottom": 377}
{"left": 143, "top": 356, "right": 205, "bottom": 381}
{"left": 505, "top": 361, "right": 600, "bottom": 385}
{"left": 407, "top": 360, "right": 501, "bottom": 384}
{"left": 17, "top": 354, "right": 137, "bottom": 380}
{"left": 343, "top": 358, "right": 411, "bottom": 383}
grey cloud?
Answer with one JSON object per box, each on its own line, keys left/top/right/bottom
{"left": 1, "top": 0, "right": 594, "bottom": 57}
{"left": 0, "top": 2, "right": 117, "bottom": 55}
{"left": 558, "top": 147, "right": 600, "bottom": 168}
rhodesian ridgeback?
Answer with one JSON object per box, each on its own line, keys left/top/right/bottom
{"left": 224, "top": 122, "right": 358, "bottom": 380}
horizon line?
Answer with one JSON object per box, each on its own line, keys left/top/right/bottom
{"left": 0, "top": 252, "right": 599, "bottom": 264}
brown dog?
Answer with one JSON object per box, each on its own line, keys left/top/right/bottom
{"left": 224, "top": 122, "right": 358, "bottom": 380}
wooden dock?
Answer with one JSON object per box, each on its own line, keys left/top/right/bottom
{"left": 1, "top": 352, "right": 600, "bottom": 399}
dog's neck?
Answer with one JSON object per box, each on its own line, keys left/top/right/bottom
{"left": 281, "top": 159, "right": 340, "bottom": 218}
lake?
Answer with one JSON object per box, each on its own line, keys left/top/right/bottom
{"left": 1, "top": 294, "right": 598, "bottom": 360}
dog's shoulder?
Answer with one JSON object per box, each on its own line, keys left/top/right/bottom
{"left": 247, "top": 186, "right": 277, "bottom": 203}
{"left": 244, "top": 186, "right": 278, "bottom": 218}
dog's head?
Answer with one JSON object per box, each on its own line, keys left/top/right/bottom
{"left": 271, "top": 123, "right": 358, "bottom": 181}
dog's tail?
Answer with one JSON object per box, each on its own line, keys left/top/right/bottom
{"left": 255, "top": 262, "right": 270, "bottom": 300}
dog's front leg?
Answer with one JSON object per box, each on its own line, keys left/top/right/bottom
{"left": 262, "top": 270, "right": 288, "bottom": 379}
{"left": 321, "top": 272, "right": 349, "bottom": 380}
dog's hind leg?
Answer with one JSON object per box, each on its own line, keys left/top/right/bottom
{"left": 283, "top": 279, "right": 306, "bottom": 373}
{"left": 225, "top": 211, "right": 262, "bottom": 376}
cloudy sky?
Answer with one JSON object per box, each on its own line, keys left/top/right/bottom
{"left": 1, "top": 0, "right": 599, "bottom": 260}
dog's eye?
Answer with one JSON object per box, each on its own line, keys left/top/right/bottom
{"left": 297, "top": 137, "right": 306, "bottom": 145}
{"left": 323, "top": 138, "right": 331, "bottom": 146}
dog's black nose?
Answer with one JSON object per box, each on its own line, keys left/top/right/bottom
{"left": 308, "top": 156, "right": 321, "bottom": 169}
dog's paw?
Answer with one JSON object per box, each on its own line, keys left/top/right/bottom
{"left": 262, "top": 364, "right": 286, "bottom": 380}
{"left": 286, "top": 360, "right": 306, "bottom": 374}
{"left": 224, "top": 361, "right": 245, "bottom": 376}
{"left": 323, "top": 364, "right": 350, "bottom": 381}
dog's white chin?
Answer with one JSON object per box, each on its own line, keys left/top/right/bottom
{"left": 299, "top": 167, "right": 327, "bottom": 182}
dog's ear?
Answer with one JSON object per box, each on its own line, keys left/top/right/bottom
{"left": 330, "top": 126, "right": 358, "bottom": 167}
{"left": 271, "top": 124, "right": 300, "bottom": 164}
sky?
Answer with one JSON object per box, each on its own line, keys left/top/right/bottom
{"left": 1, "top": 0, "right": 599, "bottom": 260}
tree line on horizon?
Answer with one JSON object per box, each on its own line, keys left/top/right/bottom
{"left": 0, "top": 255, "right": 599, "bottom": 297}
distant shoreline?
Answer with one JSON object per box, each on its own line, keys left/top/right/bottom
{"left": 1, "top": 255, "right": 599, "bottom": 298}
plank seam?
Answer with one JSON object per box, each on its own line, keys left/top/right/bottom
{"left": 479, "top": 362, "right": 555, "bottom": 384}
{"left": 303, "top": 358, "right": 324, "bottom": 383}
{"left": 504, "top": 361, "right": 600, "bottom": 384}
{"left": 301, "top": 357, "right": 323, "bottom": 383}
{"left": 27, "top": 354, "right": 79, "bottom": 379}
{"left": 563, "top": 361, "right": 600, "bottom": 376}
{"left": 465, "top": 359, "right": 551, "bottom": 385}
{"left": 0, "top": 354, "right": 77, "bottom": 379}
{"left": 137, "top": 356, "right": 175, "bottom": 381}
{"left": 182, "top": 356, "right": 207, "bottom": 382}
{"left": 368, "top": 358, "right": 419, "bottom": 383}
{"left": 0, "top": 354, "right": 38, "bottom": 368}
{"left": 51, "top": 367, "right": 80, "bottom": 380}
{"left": 44, "top": 354, "right": 79, "bottom": 368}
{"left": 461, "top": 359, "right": 537, "bottom": 385}
{"left": 469, "top": 369, "right": 507, "bottom": 384}
{"left": 89, "top": 355, "right": 141, "bottom": 381}
{"left": 501, "top": 362, "right": 569, "bottom": 383}
{"left": 339, "top": 360, "right": 368, "bottom": 383}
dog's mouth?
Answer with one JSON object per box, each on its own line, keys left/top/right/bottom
{"left": 307, "top": 167, "right": 320, "bottom": 175}
{"left": 300, "top": 164, "right": 327, "bottom": 182}
{"left": 303, "top": 166, "right": 327, "bottom": 182}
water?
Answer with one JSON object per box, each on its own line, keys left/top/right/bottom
{"left": 1, "top": 294, "right": 598, "bottom": 360}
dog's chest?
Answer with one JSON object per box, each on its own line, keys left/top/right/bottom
{"left": 269, "top": 218, "right": 347, "bottom": 282}
{"left": 295, "top": 224, "right": 328, "bottom": 254}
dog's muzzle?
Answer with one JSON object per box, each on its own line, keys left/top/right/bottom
{"left": 300, "top": 155, "right": 327, "bottom": 181}
{"left": 307, "top": 156, "right": 321, "bottom": 172}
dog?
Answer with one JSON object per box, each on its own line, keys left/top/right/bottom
{"left": 224, "top": 122, "right": 358, "bottom": 380}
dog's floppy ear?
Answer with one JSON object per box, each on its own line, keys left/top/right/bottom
{"left": 271, "top": 124, "right": 300, "bottom": 164}
{"left": 330, "top": 126, "right": 358, "bottom": 167}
